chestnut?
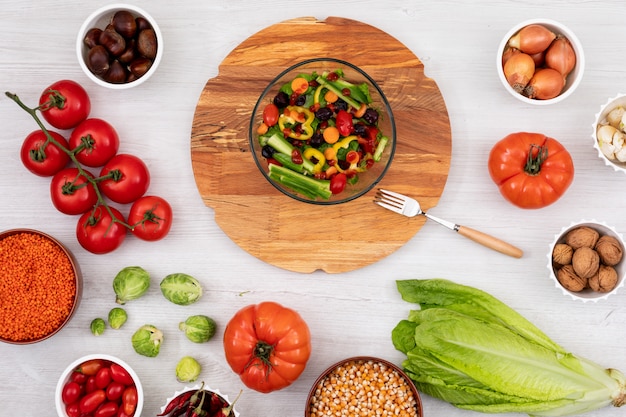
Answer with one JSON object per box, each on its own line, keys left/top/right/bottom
{"left": 117, "top": 39, "right": 136, "bottom": 64}
{"left": 112, "top": 10, "right": 137, "bottom": 39}
{"left": 137, "top": 29, "right": 157, "bottom": 59}
{"left": 129, "top": 58, "right": 152, "bottom": 78}
{"left": 104, "top": 60, "right": 128, "bottom": 84}
{"left": 83, "top": 27, "right": 102, "bottom": 49}
{"left": 98, "top": 28, "right": 126, "bottom": 56}
{"left": 135, "top": 17, "right": 152, "bottom": 32}
{"left": 87, "top": 45, "right": 110, "bottom": 76}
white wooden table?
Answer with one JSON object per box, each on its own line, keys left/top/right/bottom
{"left": 1, "top": 1, "right": 626, "bottom": 416}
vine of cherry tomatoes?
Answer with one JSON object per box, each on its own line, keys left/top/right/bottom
{"left": 8, "top": 79, "right": 173, "bottom": 254}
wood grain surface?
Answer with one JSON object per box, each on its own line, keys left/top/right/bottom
{"left": 191, "top": 16, "right": 452, "bottom": 273}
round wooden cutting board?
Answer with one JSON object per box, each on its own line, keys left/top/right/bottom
{"left": 191, "top": 16, "right": 451, "bottom": 273}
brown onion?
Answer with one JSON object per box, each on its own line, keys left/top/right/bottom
{"left": 524, "top": 68, "right": 565, "bottom": 100}
{"left": 508, "top": 24, "right": 556, "bottom": 55}
{"left": 529, "top": 51, "right": 545, "bottom": 67}
{"left": 545, "top": 36, "right": 576, "bottom": 76}
{"left": 503, "top": 52, "right": 535, "bottom": 93}
{"left": 502, "top": 46, "right": 520, "bottom": 66}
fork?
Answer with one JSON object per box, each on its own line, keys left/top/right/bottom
{"left": 374, "top": 189, "right": 523, "bottom": 258}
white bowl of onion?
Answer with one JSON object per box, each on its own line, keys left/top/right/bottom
{"left": 497, "top": 19, "right": 584, "bottom": 105}
{"left": 593, "top": 93, "right": 626, "bottom": 173}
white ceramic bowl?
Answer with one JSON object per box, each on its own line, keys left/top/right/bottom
{"left": 76, "top": 3, "right": 163, "bottom": 89}
{"left": 160, "top": 385, "right": 240, "bottom": 417}
{"left": 497, "top": 19, "right": 584, "bottom": 105}
{"left": 547, "top": 220, "right": 625, "bottom": 302}
{"left": 592, "top": 93, "right": 626, "bottom": 174}
{"left": 55, "top": 354, "right": 143, "bottom": 417}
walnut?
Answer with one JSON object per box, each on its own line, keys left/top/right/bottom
{"left": 588, "top": 265, "right": 618, "bottom": 293}
{"left": 572, "top": 246, "right": 600, "bottom": 279}
{"left": 595, "top": 235, "right": 623, "bottom": 266}
{"left": 557, "top": 264, "right": 587, "bottom": 292}
{"left": 552, "top": 243, "right": 573, "bottom": 266}
{"left": 565, "top": 226, "right": 600, "bottom": 250}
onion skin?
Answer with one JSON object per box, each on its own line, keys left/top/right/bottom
{"left": 503, "top": 53, "right": 535, "bottom": 93}
{"left": 545, "top": 36, "right": 576, "bottom": 76}
{"left": 508, "top": 24, "right": 556, "bottom": 55}
{"left": 524, "top": 68, "right": 565, "bottom": 100}
{"left": 501, "top": 46, "right": 520, "bottom": 66}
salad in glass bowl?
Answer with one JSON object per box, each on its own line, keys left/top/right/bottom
{"left": 249, "top": 58, "right": 396, "bottom": 205}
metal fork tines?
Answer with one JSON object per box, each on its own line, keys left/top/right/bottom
{"left": 374, "top": 189, "right": 419, "bottom": 217}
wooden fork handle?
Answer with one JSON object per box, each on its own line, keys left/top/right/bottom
{"left": 457, "top": 226, "right": 523, "bottom": 258}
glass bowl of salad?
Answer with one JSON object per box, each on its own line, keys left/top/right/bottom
{"left": 249, "top": 58, "right": 396, "bottom": 204}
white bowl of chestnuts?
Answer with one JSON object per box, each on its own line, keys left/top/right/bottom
{"left": 497, "top": 19, "right": 584, "bottom": 105}
{"left": 76, "top": 3, "right": 163, "bottom": 89}
{"left": 548, "top": 220, "right": 626, "bottom": 302}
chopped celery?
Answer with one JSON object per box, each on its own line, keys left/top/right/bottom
{"left": 268, "top": 164, "right": 331, "bottom": 200}
{"left": 259, "top": 134, "right": 315, "bottom": 173}
{"left": 373, "top": 136, "right": 389, "bottom": 162}
{"left": 315, "top": 76, "right": 362, "bottom": 109}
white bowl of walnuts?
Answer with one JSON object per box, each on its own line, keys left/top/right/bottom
{"left": 548, "top": 220, "right": 625, "bottom": 302}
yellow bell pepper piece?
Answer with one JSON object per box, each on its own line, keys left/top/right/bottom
{"left": 277, "top": 106, "right": 314, "bottom": 140}
{"left": 303, "top": 148, "right": 326, "bottom": 174}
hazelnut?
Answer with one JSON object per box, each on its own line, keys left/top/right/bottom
{"left": 572, "top": 246, "right": 600, "bottom": 279}
{"left": 595, "top": 235, "right": 623, "bottom": 266}
{"left": 588, "top": 265, "right": 618, "bottom": 293}
{"left": 552, "top": 243, "right": 573, "bottom": 266}
{"left": 557, "top": 264, "right": 587, "bottom": 292}
{"left": 565, "top": 226, "right": 600, "bottom": 250}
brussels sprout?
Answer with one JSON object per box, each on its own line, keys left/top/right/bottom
{"left": 113, "top": 266, "right": 150, "bottom": 305}
{"left": 160, "top": 273, "right": 203, "bottom": 305}
{"left": 175, "top": 356, "right": 201, "bottom": 382}
{"left": 132, "top": 324, "right": 163, "bottom": 357}
{"left": 108, "top": 307, "right": 128, "bottom": 329}
{"left": 179, "top": 315, "right": 216, "bottom": 343}
{"left": 90, "top": 318, "right": 106, "bottom": 336}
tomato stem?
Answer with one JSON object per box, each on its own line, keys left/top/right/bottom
{"left": 4, "top": 91, "right": 134, "bottom": 231}
{"left": 524, "top": 144, "right": 548, "bottom": 175}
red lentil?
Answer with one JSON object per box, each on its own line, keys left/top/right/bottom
{"left": 0, "top": 231, "right": 76, "bottom": 342}
{"left": 308, "top": 359, "right": 420, "bottom": 417}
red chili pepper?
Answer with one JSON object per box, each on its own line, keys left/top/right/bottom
{"left": 79, "top": 389, "right": 107, "bottom": 414}
{"left": 109, "top": 363, "right": 134, "bottom": 386}
{"left": 157, "top": 390, "right": 194, "bottom": 416}
{"left": 122, "top": 386, "right": 138, "bottom": 416}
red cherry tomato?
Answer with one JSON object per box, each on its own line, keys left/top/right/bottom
{"left": 50, "top": 167, "right": 98, "bottom": 215}
{"left": 128, "top": 196, "right": 173, "bottom": 241}
{"left": 66, "top": 402, "right": 81, "bottom": 417}
{"left": 39, "top": 80, "right": 91, "bottom": 130}
{"left": 335, "top": 110, "right": 353, "bottom": 136}
{"left": 85, "top": 376, "right": 98, "bottom": 394}
{"left": 79, "top": 389, "right": 106, "bottom": 414}
{"left": 70, "top": 371, "right": 88, "bottom": 385}
{"left": 121, "top": 386, "right": 138, "bottom": 416}
{"left": 20, "top": 130, "right": 70, "bottom": 177}
{"left": 262, "top": 103, "right": 279, "bottom": 127}
{"left": 69, "top": 118, "right": 120, "bottom": 167}
{"left": 76, "top": 359, "right": 105, "bottom": 376}
{"left": 95, "top": 367, "right": 112, "bottom": 390}
{"left": 99, "top": 154, "right": 150, "bottom": 204}
{"left": 106, "top": 381, "right": 126, "bottom": 402}
{"left": 76, "top": 206, "right": 127, "bottom": 254}
{"left": 330, "top": 173, "right": 347, "bottom": 195}
{"left": 62, "top": 381, "right": 82, "bottom": 405}
{"left": 109, "top": 363, "right": 134, "bottom": 386}
{"left": 94, "top": 402, "right": 119, "bottom": 417}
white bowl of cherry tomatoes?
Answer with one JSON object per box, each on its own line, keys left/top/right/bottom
{"left": 55, "top": 354, "right": 143, "bottom": 417}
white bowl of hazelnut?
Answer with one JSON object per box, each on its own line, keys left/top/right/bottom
{"left": 548, "top": 220, "right": 625, "bottom": 302}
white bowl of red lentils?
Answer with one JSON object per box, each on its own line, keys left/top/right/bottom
{"left": 0, "top": 229, "right": 81, "bottom": 344}
{"left": 306, "top": 356, "right": 423, "bottom": 417}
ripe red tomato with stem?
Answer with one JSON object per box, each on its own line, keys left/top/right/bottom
{"left": 20, "top": 130, "right": 70, "bottom": 176}
{"left": 69, "top": 118, "right": 120, "bottom": 167}
{"left": 76, "top": 206, "right": 127, "bottom": 254}
{"left": 50, "top": 167, "right": 98, "bottom": 215}
{"left": 488, "top": 132, "right": 574, "bottom": 209}
{"left": 128, "top": 196, "right": 173, "bottom": 241}
{"left": 38, "top": 80, "right": 91, "bottom": 130}
{"left": 223, "top": 301, "right": 311, "bottom": 393}
{"left": 98, "top": 154, "right": 150, "bottom": 204}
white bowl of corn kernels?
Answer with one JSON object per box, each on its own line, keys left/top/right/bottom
{"left": 306, "top": 356, "right": 423, "bottom": 417}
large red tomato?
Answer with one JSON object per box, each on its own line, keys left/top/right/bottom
{"left": 488, "top": 132, "right": 574, "bottom": 209}
{"left": 20, "top": 130, "right": 70, "bottom": 176}
{"left": 69, "top": 118, "right": 120, "bottom": 167}
{"left": 39, "top": 80, "right": 91, "bottom": 130}
{"left": 223, "top": 301, "right": 311, "bottom": 393}
{"left": 128, "top": 196, "right": 173, "bottom": 241}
